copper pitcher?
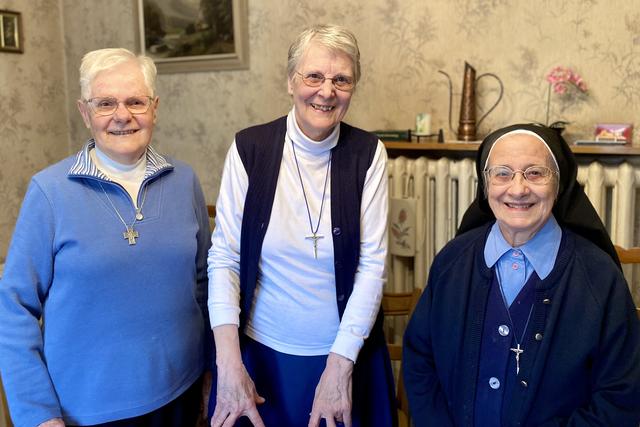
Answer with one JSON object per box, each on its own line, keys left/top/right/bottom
{"left": 439, "top": 62, "right": 504, "bottom": 141}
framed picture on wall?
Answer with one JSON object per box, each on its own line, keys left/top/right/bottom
{"left": 0, "top": 10, "right": 23, "bottom": 53}
{"left": 136, "top": 0, "right": 248, "bottom": 73}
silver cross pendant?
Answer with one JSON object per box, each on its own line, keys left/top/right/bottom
{"left": 123, "top": 227, "right": 139, "bottom": 245}
{"left": 305, "top": 233, "right": 324, "bottom": 259}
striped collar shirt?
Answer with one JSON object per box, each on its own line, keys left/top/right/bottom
{"left": 67, "top": 139, "right": 173, "bottom": 181}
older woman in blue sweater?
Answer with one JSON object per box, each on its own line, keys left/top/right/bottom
{"left": 404, "top": 124, "right": 640, "bottom": 426}
{"left": 0, "top": 48, "right": 211, "bottom": 427}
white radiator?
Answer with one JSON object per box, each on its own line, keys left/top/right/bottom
{"left": 386, "top": 156, "right": 640, "bottom": 303}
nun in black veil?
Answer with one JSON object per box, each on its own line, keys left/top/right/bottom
{"left": 403, "top": 124, "right": 640, "bottom": 427}
{"left": 458, "top": 124, "right": 621, "bottom": 266}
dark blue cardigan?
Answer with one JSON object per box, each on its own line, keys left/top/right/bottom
{"left": 403, "top": 224, "right": 640, "bottom": 427}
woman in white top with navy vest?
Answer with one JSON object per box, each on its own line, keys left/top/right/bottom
{"left": 207, "top": 25, "right": 395, "bottom": 427}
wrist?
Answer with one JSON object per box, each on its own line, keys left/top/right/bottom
{"left": 213, "top": 324, "right": 243, "bottom": 369}
{"left": 328, "top": 352, "right": 355, "bottom": 372}
{"left": 215, "top": 355, "right": 244, "bottom": 370}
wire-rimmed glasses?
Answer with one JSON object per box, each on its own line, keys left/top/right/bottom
{"left": 84, "top": 96, "right": 154, "bottom": 116}
{"left": 484, "top": 165, "right": 557, "bottom": 185}
{"left": 296, "top": 71, "right": 355, "bottom": 91}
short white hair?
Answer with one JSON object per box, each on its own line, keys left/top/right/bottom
{"left": 79, "top": 48, "right": 157, "bottom": 100}
{"left": 287, "top": 24, "right": 361, "bottom": 84}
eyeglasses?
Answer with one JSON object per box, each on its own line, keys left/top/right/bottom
{"left": 296, "top": 71, "right": 355, "bottom": 91}
{"left": 484, "top": 165, "right": 557, "bottom": 185}
{"left": 85, "top": 96, "right": 154, "bottom": 116}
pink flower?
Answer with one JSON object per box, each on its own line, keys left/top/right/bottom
{"left": 545, "top": 66, "right": 588, "bottom": 93}
{"left": 553, "top": 82, "right": 568, "bottom": 94}
{"left": 544, "top": 65, "right": 588, "bottom": 126}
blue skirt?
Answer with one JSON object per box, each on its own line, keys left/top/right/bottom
{"left": 208, "top": 335, "right": 396, "bottom": 427}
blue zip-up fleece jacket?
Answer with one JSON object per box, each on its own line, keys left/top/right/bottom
{"left": 0, "top": 141, "right": 211, "bottom": 426}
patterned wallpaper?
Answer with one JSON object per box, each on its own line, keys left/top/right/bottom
{"left": 0, "top": 0, "right": 69, "bottom": 263}
{"left": 64, "top": 0, "right": 640, "bottom": 204}
{"left": 1, "top": 0, "right": 639, "bottom": 261}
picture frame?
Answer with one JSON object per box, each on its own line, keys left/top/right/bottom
{"left": 0, "top": 10, "right": 23, "bottom": 53}
{"left": 136, "top": 0, "right": 248, "bottom": 73}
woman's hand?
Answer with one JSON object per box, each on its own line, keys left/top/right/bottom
{"left": 37, "top": 419, "right": 65, "bottom": 427}
{"left": 210, "top": 325, "right": 265, "bottom": 427}
{"left": 308, "top": 352, "right": 354, "bottom": 427}
{"left": 210, "top": 363, "right": 265, "bottom": 427}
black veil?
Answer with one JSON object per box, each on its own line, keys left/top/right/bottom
{"left": 457, "top": 123, "right": 620, "bottom": 268}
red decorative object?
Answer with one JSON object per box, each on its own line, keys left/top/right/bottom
{"left": 594, "top": 123, "right": 633, "bottom": 143}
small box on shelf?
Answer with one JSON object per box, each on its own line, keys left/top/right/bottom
{"left": 576, "top": 123, "right": 633, "bottom": 146}
{"left": 595, "top": 123, "right": 633, "bottom": 143}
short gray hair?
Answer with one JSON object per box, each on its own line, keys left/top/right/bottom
{"left": 79, "top": 48, "right": 157, "bottom": 100}
{"left": 287, "top": 24, "right": 361, "bottom": 84}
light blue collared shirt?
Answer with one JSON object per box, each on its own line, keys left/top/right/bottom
{"left": 484, "top": 215, "right": 562, "bottom": 306}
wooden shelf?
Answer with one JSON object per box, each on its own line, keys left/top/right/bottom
{"left": 568, "top": 144, "right": 640, "bottom": 155}
{"left": 384, "top": 141, "right": 481, "bottom": 152}
{"left": 384, "top": 141, "right": 640, "bottom": 157}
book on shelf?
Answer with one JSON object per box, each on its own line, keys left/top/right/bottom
{"left": 372, "top": 129, "right": 412, "bottom": 141}
{"left": 574, "top": 140, "right": 627, "bottom": 146}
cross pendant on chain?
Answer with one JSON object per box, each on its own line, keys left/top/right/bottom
{"left": 123, "top": 227, "right": 139, "bottom": 245}
{"left": 305, "top": 233, "right": 324, "bottom": 259}
{"left": 510, "top": 344, "right": 524, "bottom": 375}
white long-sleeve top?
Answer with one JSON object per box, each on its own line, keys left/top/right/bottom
{"left": 208, "top": 109, "right": 388, "bottom": 361}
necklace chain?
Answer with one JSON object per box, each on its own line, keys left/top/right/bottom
{"left": 290, "top": 137, "right": 332, "bottom": 259}
{"left": 99, "top": 182, "right": 148, "bottom": 245}
{"left": 496, "top": 268, "right": 534, "bottom": 375}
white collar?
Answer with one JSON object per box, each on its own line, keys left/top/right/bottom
{"left": 286, "top": 107, "right": 339, "bottom": 156}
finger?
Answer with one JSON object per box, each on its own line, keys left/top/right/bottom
{"left": 325, "top": 415, "right": 337, "bottom": 427}
{"left": 255, "top": 393, "right": 266, "bottom": 405}
{"left": 343, "top": 411, "right": 353, "bottom": 427}
{"left": 308, "top": 411, "right": 321, "bottom": 427}
{"left": 210, "top": 407, "right": 229, "bottom": 427}
{"left": 220, "top": 412, "right": 237, "bottom": 427}
{"left": 245, "top": 407, "right": 266, "bottom": 427}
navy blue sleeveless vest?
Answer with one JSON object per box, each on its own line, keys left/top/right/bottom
{"left": 234, "top": 116, "right": 397, "bottom": 426}
{"left": 235, "top": 115, "right": 379, "bottom": 330}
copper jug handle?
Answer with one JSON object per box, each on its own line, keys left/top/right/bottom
{"left": 437, "top": 70, "right": 456, "bottom": 135}
{"left": 475, "top": 73, "right": 504, "bottom": 127}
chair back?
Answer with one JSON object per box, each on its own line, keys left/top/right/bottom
{"left": 615, "top": 245, "right": 640, "bottom": 264}
{"left": 381, "top": 287, "right": 422, "bottom": 426}
{"left": 207, "top": 205, "right": 216, "bottom": 231}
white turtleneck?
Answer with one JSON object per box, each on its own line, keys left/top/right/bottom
{"left": 90, "top": 146, "right": 147, "bottom": 206}
{"left": 208, "top": 108, "right": 388, "bottom": 361}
